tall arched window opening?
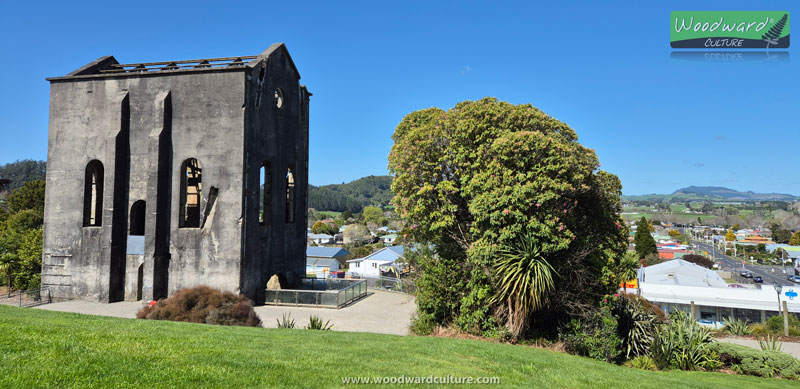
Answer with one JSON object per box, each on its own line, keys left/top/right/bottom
{"left": 260, "top": 162, "right": 271, "bottom": 225}
{"left": 129, "top": 200, "right": 146, "bottom": 235}
{"left": 83, "top": 160, "right": 104, "bottom": 227}
{"left": 180, "top": 158, "right": 202, "bottom": 228}
{"left": 285, "top": 165, "right": 295, "bottom": 223}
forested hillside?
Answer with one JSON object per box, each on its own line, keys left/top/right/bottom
{"left": 0, "top": 160, "right": 46, "bottom": 192}
{"left": 309, "top": 175, "right": 393, "bottom": 212}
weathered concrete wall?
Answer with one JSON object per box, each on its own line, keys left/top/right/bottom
{"left": 43, "top": 70, "right": 246, "bottom": 302}
{"left": 240, "top": 45, "right": 309, "bottom": 304}
{"left": 42, "top": 45, "right": 308, "bottom": 304}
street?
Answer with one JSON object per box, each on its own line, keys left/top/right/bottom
{"left": 692, "top": 240, "right": 798, "bottom": 287}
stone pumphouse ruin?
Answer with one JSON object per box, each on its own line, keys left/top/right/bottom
{"left": 41, "top": 43, "right": 309, "bottom": 305}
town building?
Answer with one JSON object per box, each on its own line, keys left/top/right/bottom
{"left": 637, "top": 259, "right": 800, "bottom": 324}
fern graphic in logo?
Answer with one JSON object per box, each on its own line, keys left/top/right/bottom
{"left": 763, "top": 13, "right": 788, "bottom": 47}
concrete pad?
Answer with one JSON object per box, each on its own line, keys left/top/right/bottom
{"left": 254, "top": 290, "right": 416, "bottom": 335}
{"left": 32, "top": 290, "right": 417, "bottom": 336}
{"left": 36, "top": 300, "right": 146, "bottom": 319}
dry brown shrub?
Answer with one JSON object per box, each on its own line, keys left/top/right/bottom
{"left": 137, "top": 285, "right": 261, "bottom": 327}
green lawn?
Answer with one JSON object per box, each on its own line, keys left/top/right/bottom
{"left": 0, "top": 306, "right": 795, "bottom": 388}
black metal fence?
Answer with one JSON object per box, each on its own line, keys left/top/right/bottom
{"left": 0, "top": 287, "right": 51, "bottom": 307}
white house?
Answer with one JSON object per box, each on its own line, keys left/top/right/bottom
{"left": 307, "top": 233, "right": 333, "bottom": 245}
{"left": 347, "top": 246, "right": 406, "bottom": 278}
{"left": 381, "top": 234, "right": 398, "bottom": 246}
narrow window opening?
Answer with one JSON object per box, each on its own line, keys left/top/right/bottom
{"left": 259, "top": 162, "right": 271, "bottom": 225}
{"left": 285, "top": 165, "right": 295, "bottom": 223}
{"left": 129, "top": 200, "right": 146, "bottom": 235}
{"left": 83, "top": 160, "right": 104, "bottom": 227}
{"left": 274, "top": 88, "right": 284, "bottom": 109}
{"left": 180, "top": 158, "right": 202, "bottom": 228}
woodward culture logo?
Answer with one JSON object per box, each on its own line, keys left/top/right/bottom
{"left": 671, "top": 11, "right": 790, "bottom": 48}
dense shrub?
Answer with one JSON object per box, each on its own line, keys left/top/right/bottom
{"left": 561, "top": 307, "right": 623, "bottom": 363}
{"left": 625, "top": 355, "right": 656, "bottom": 371}
{"left": 722, "top": 317, "right": 751, "bottom": 336}
{"left": 711, "top": 342, "right": 800, "bottom": 380}
{"left": 766, "top": 314, "right": 800, "bottom": 336}
{"left": 410, "top": 312, "right": 438, "bottom": 335}
{"left": 750, "top": 323, "right": 769, "bottom": 336}
{"left": 650, "top": 311, "right": 717, "bottom": 371}
{"left": 137, "top": 286, "right": 261, "bottom": 327}
{"left": 682, "top": 254, "right": 714, "bottom": 269}
{"left": 609, "top": 294, "right": 664, "bottom": 359}
{"left": 305, "top": 315, "right": 333, "bottom": 330}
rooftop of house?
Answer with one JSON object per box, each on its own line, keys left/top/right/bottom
{"left": 307, "top": 233, "right": 334, "bottom": 240}
{"left": 347, "top": 245, "right": 406, "bottom": 263}
{"left": 306, "top": 246, "right": 349, "bottom": 258}
{"left": 306, "top": 257, "right": 340, "bottom": 268}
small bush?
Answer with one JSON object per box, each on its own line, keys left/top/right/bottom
{"left": 750, "top": 323, "right": 769, "bottom": 336}
{"left": 711, "top": 342, "right": 800, "bottom": 380}
{"left": 722, "top": 317, "right": 751, "bottom": 336}
{"left": 561, "top": 307, "right": 622, "bottom": 363}
{"left": 609, "top": 294, "right": 664, "bottom": 359}
{"left": 306, "top": 315, "right": 333, "bottom": 330}
{"left": 757, "top": 335, "right": 782, "bottom": 352}
{"left": 650, "top": 311, "right": 715, "bottom": 371}
{"left": 766, "top": 314, "right": 800, "bottom": 336}
{"left": 137, "top": 286, "right": 261, "bottom": 327}
{"left": 410, "top": 312, "right": 437, "bottom": 335}
{"left": 625, "top": 355, "right": 657, "bottom": 371}
{"left": 276, "top": 313, "right": 296, "bottom": 329}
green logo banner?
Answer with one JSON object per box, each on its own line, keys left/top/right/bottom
{"left": 671, "top": 11, "right": 790, "bottom": 48}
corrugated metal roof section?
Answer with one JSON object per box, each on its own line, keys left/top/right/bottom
{"left": 306, "top": 246, "right": 349, "bottom": 258}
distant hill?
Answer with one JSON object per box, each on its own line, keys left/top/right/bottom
{"left": 622, "top": 186, "right": 798, "bottom": 202}
{"left": 0, "top": 160, "right": 46, "bottom": 192}
{"left": 672, "top": 186, "right": 797, "bottom": 201}
{"left": 309, "top": 175, "right": 393, "bottom": 212}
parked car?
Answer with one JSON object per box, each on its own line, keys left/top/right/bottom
{"left": 728, "top": 284, "right": 745, "bottom": 288}
{"left": 753, "top": 276, "right": 763, "bottom": 283}
{"left": 787, "top": 275, "right": 800, "bottom": 283}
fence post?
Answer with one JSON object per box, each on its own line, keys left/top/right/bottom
{"left": 783, "top": 300, "right": 790, "bottom": 337}
{"left": 19, "top": 290, "right": 22, "bottom": 307}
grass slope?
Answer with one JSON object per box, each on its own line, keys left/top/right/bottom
{"left": 0, "top": 305, "right": 794, "bottom": 388}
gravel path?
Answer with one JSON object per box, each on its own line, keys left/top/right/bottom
{"left": 717, "top": 337, "right": 800, "bottom": 359}
{"left": 34, "top": 290, "right": 417, "bottom": 336}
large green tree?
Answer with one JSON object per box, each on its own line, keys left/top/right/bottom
{"left": 0, "top": 180, "right": 45, "bottom": 290}
{"left": 389, "top": 98, "right": 627, "bottom": 336}
{"left": 362, "top": 206, "right": 383, "bottom": 224}
{"left": 634, "top": 217, "right": 657, "bottom": 259}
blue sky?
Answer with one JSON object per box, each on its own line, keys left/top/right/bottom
{"left": 0, "top": 1, "right": 798, "bottom": 195}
